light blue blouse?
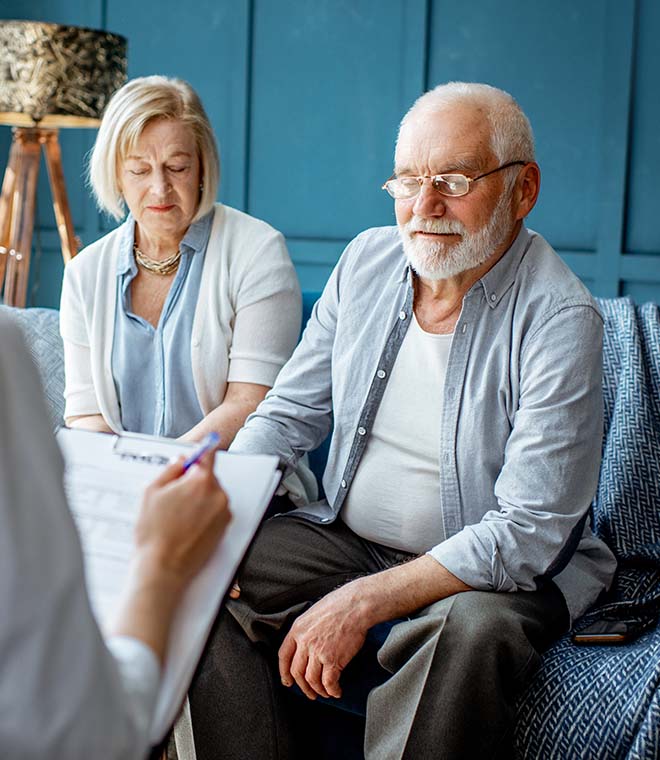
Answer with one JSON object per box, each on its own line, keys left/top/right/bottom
{"left": 111, "top": 212, "right": 213, "bottom": 438}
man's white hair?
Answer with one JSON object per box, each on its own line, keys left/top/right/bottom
{"left": 398, "top": 82, "right": 535, "bottom": 169}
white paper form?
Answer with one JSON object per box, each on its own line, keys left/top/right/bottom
{"left": 56, "top": 428, "right": 280, "bottom": 743}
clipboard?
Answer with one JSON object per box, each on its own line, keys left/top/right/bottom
{"left": 56, "top": 427, "right": 281, "bottom": 743}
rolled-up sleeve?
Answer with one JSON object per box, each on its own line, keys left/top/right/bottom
{"left": 429, "top": 304, "right": 604, "bottom": 593}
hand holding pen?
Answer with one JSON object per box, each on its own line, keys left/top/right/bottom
{"left": 182, "top": 432, "right": 221, "bottom": 472}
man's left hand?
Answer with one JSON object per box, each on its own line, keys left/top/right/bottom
{"left": 278, "top": 583, "right": 370, "bottom": 700}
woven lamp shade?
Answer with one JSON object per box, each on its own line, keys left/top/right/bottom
{"left": 0, "top": 20, "right": 127, "bottom": 128}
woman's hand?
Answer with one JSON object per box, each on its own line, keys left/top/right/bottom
{"left": 113, "top": 451, "right": 231, "bottom": 662}
{"left": 135, "top": 451, "right": 231, "bottom": 587}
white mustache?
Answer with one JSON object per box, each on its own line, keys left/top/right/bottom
{"left": 404, "top": 216, "right": 466, "bottom": 235}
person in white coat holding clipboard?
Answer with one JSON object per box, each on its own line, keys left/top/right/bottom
{"left": 0, "top": 314, "right": 231, "bottom": 760}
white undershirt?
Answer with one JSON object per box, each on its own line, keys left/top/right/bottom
{"left": 341, "top": 313, "right": 452, "bottom": 553}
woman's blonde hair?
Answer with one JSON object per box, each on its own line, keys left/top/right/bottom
{"left": 89, "top": 75, "right": 220, "bottom": 221}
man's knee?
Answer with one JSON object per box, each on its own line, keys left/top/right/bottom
{"left": 381, "top": 591, "right": 538, "bottom": 675}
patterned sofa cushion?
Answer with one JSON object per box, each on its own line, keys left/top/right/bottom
{"left": 0, "top": 306, "right": 64, "bottom": 430}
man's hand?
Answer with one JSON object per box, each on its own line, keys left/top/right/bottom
{"left": 277, "top": 555, "right": 473, "bottom": 701}
{"left": 278, "top": 582, "right": 371, "bottom": 700}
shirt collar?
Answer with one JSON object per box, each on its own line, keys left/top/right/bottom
{"left": 477, "top": 224, "right": 531, "bottom": 308}
{"left": 115, "top": 209, "right": 214, "bottom": 277}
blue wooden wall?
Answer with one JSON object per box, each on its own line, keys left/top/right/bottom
{"left": 1, "top": 0, "right": 658, "bottom": 307}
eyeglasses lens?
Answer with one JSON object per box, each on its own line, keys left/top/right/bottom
{"left": 385, "top": 174, "right": 470, "bottom": 199}
{"left": 433, "top": 175, "right": 470, "bottom": 196}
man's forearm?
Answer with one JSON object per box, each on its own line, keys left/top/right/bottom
{"left": 350, "top": 554, "right": 473, "bottom": 629}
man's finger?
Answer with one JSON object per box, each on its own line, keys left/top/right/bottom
{"left": 289, "top": 649, "right": 316, "bottom": 701}
{"left": 305, "top": 657, "right": 330, "bottom": 699}
{"left": 278, "top": 633, "right": 296, "bottom": 686}
{"left": 228, "top": 581, "right": 240, "bottom": 599}
{"left": 321, "top": 663, "right": 343, "bottom": 698}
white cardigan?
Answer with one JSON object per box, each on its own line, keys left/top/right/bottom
{"left": 60, "top": 203, "right": 302, "bottom": 433}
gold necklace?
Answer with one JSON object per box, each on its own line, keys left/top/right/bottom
{"left": 133, "top": 244, "right": 181, "bottom": 276}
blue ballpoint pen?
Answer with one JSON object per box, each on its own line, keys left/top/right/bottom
{"left": 181, "top": 432, "right": 221, "bottom": 472}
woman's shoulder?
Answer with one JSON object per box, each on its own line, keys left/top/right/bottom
{"left": 67, "top": 221, "right": 129, "bottom": 281}
{"left": 211, "top": 203, "right": 284, "bottom": 246}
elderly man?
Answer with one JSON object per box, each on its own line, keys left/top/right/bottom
{"left": 190, "top": 82, "right": 617, "bottom": 759}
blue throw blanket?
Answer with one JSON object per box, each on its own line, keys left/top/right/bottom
{"left": 588, "top": 298, "right": 660, "bottom": 625}
{"left": 515, "top": 298, "right": 660, "bottom": 760}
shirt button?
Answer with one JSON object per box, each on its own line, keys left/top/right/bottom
{"left": 357, "top": 426, "right": 366, "bottom": 436}
{"left": 399, "top": 310, "right": 407, "bottom": 320}
{"left": 490, "top": 294, "right": 497, "bottom": 302}
{"left": 341, "top": 479, "right": 347, "bottom": 488}
{"left": 192, "top": 338, "right": 201, "bottom": 347}
{"left": 377, "top": 369, "right": 386, "bottom": 379}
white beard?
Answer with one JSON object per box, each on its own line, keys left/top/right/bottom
{"left": 400, "top": 193, "right": 513, "bottom": 281}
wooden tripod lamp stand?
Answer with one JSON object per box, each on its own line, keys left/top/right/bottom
{"left": 0, "top": 21, "right": 126, "bottom": 307}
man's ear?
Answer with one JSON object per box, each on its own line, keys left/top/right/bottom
{"left": 513, "top": 162, "right": 540, "bottom": 221}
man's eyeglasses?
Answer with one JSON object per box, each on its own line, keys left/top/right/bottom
{"left": 382, "top": 161, "right": 526, "bottom": 200}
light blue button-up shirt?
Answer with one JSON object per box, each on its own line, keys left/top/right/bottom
{"left": 231, "top": 224, "right": 617, "bottom": 622}
{"left": 111, "top": 212, "right": 213, "bottom": 438}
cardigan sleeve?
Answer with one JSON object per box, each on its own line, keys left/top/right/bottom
{"left": 226, "top": 230, "right": 302, "bottom": 387}
{"left": 60, "top": 261, "right": 103, "bottom": 420}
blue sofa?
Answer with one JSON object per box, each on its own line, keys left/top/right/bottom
{"left": 2, "top": 295, "right": 659, "bottom": 759}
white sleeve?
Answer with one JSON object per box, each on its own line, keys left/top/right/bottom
{"left": 227, "top": 231, "right": 302, "bottom": 387}
{"left": 60, "top": 263, "right": 102, "bottom": 419}
{"left": 106, "top": 636, "right": 161, "bottom": 742}
{"left": 0, "top": 317, "right": 159, "bottom": 760}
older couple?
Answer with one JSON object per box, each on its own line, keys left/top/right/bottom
{"left": 2, "top": 76, "right": 616, "bottom": 759}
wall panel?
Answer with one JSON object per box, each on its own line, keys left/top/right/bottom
{"left": 248, "top": 0, "right": 427, "bottom": 283}
{"left": 427, "top": 0, "right": 607, "bottom": 253}
{"left": 106, "top": 0, "right": 250, "bottom": 212}
{"left": 1, "top": 0, "right": 660, "bottom": 304}
{"left": 625, "top": 0, "right": 660, "bottom": 256}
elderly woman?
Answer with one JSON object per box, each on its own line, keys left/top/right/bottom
{"left": 60, "top": 76, "right": 301, "bottom": 446}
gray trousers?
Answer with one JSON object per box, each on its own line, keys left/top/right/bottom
{"left": 189, "top": 513, "right": 569, "bottom": 760}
